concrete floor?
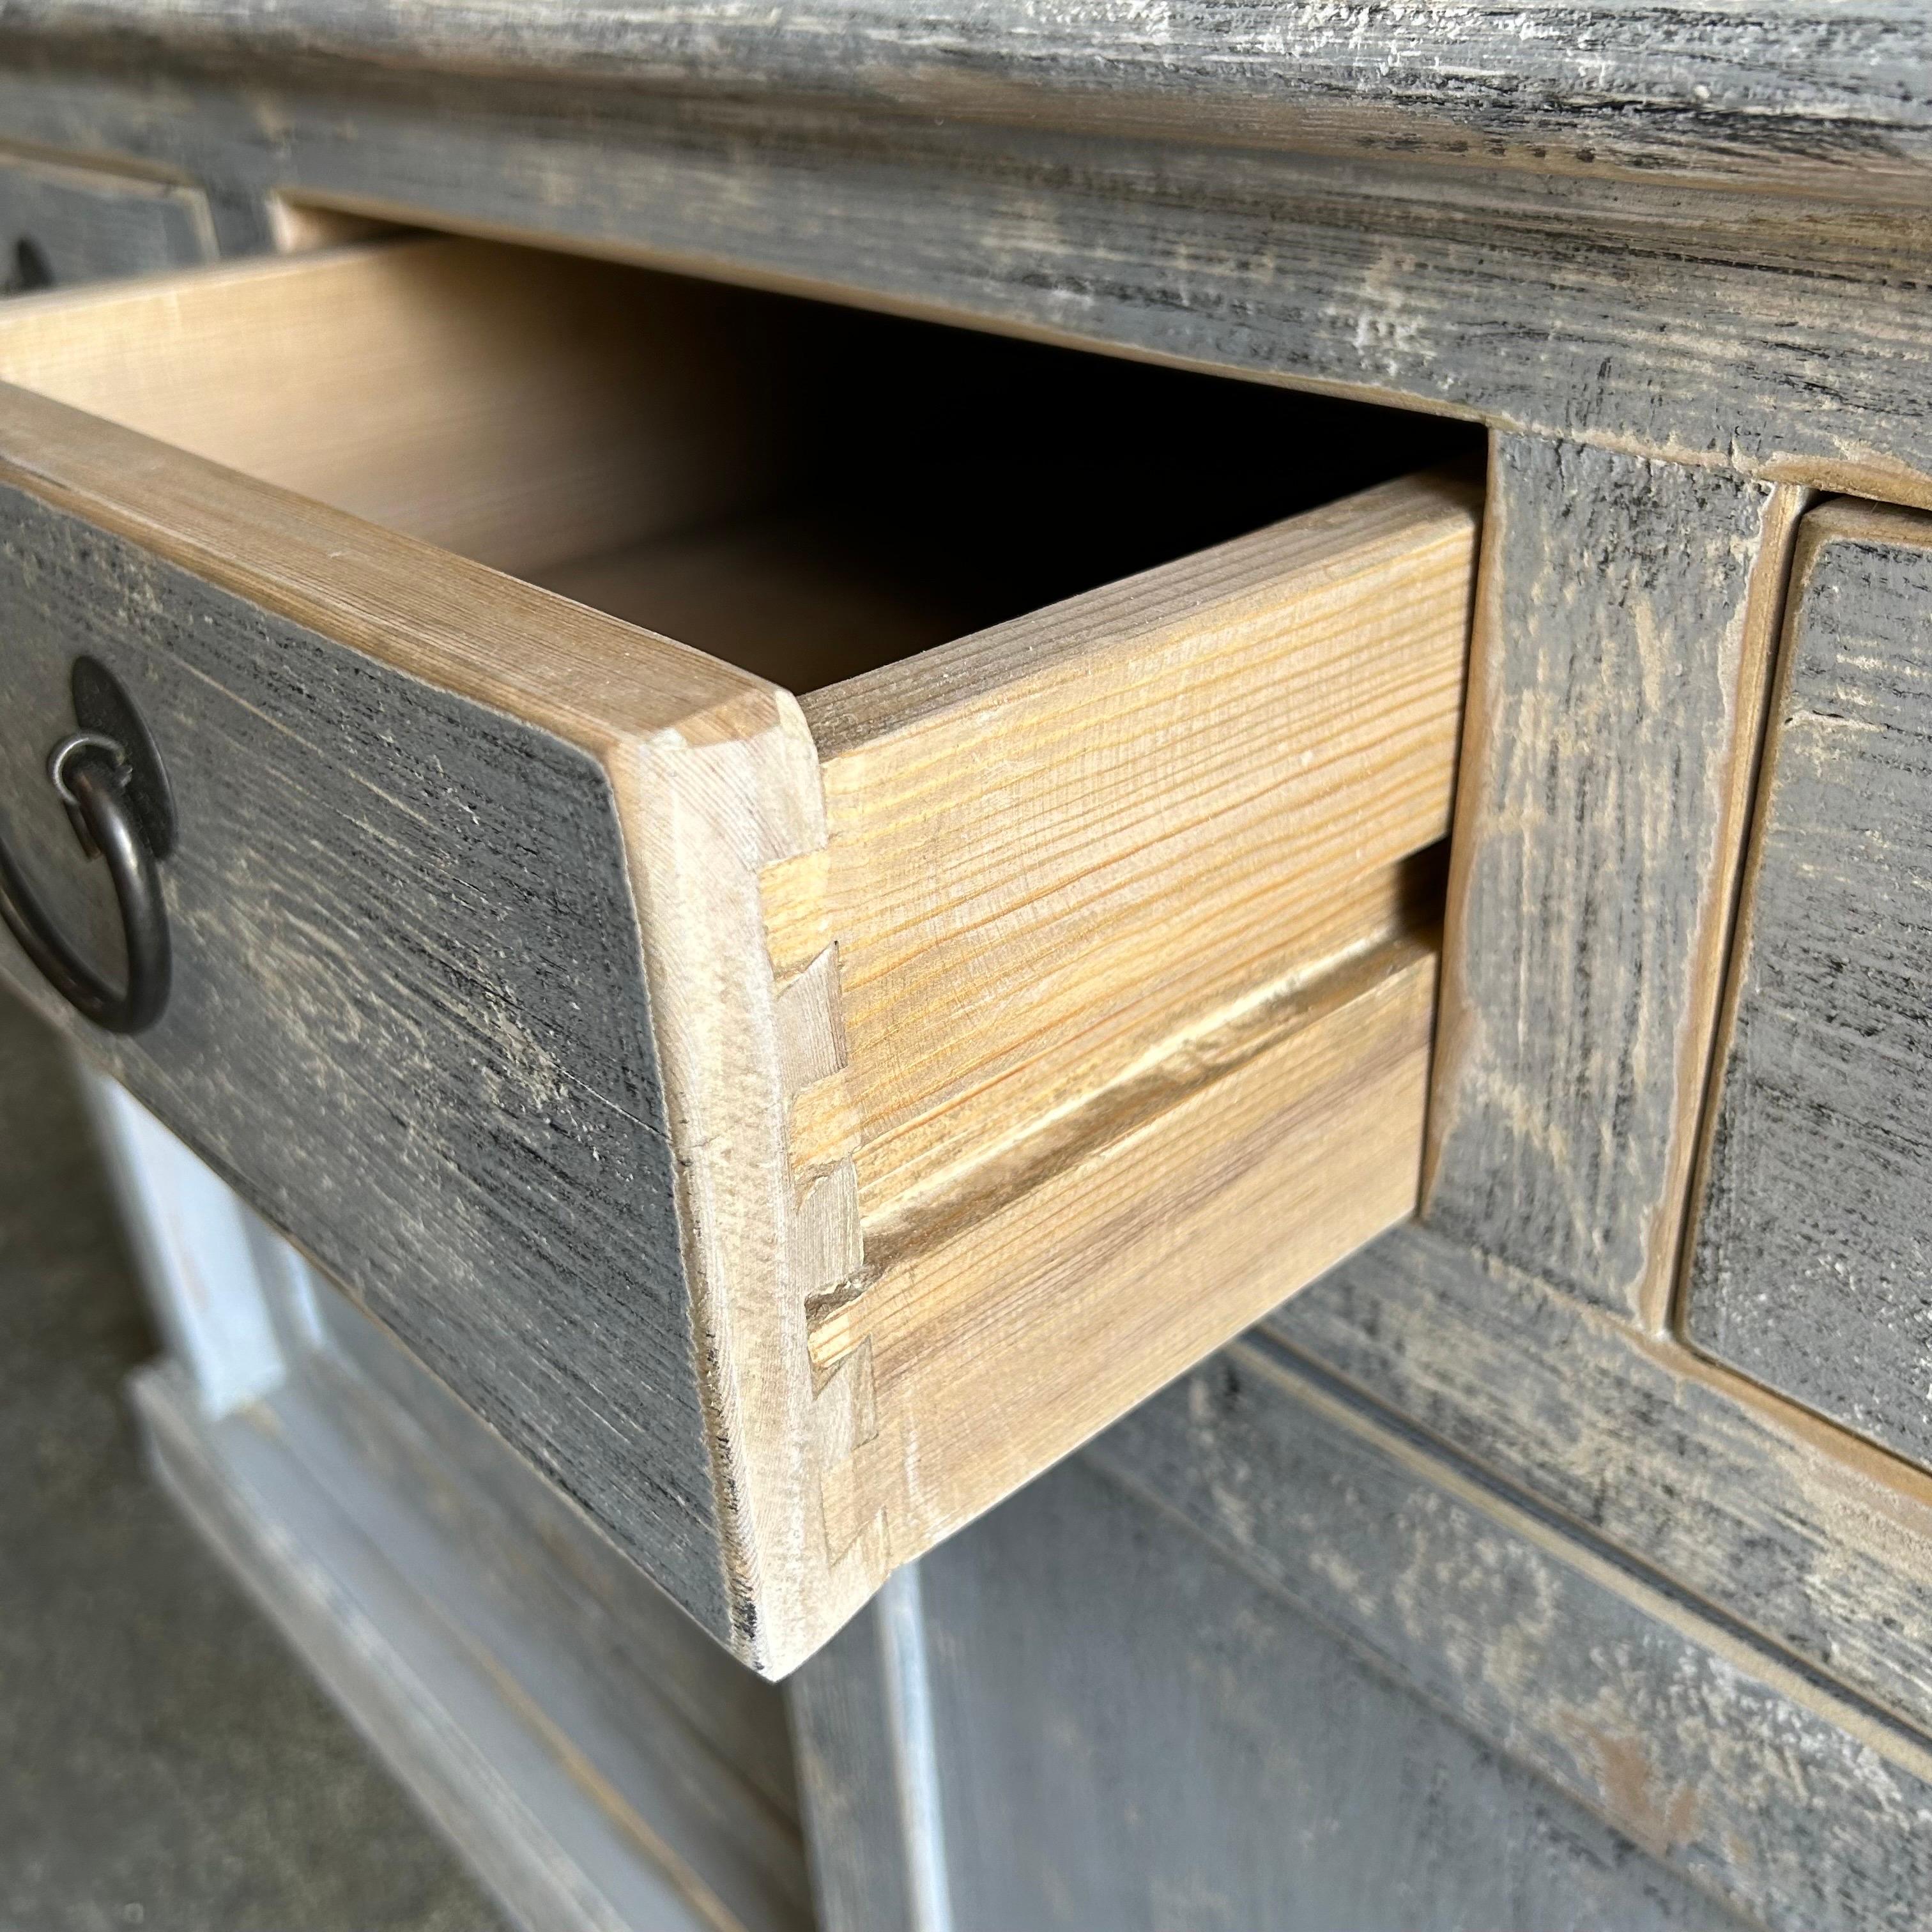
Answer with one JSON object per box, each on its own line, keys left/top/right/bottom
{"left": 0, "top": 991, "right": 506, "bottom": 1932}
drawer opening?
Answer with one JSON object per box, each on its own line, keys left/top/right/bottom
{"left": 0, "top": 234, "right": 1474, "bottom": 694}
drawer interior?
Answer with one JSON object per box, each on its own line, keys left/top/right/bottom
{"left": 0, "top": 235, "right": 1471, "bottom": 693}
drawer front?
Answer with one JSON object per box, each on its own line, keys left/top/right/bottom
{"left": 0, "top": 241, "right": 1473, "bottom": 1673}
{"left": 1686, "top": 499, "right": 1932, "bottom": 1462}
{"left": 0, "top": 470, "right": 733, "bottom": 1634}
{"left": 0, "top": 152, "right": 216, "bottom": 289}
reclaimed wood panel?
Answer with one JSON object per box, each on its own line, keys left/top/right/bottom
{"left": 1423, "top": 439, "right": 1800, "bottom": 1324}
{"left": 137, "top": 1363, "right": 807, "bottom": 1932}
{"left": 0, "top": 473, "right": 737, "bottom": 1631}
{"left": 0, "top": 148, "right": 215, "bottom": 288}
{"left": 1686, "top": 499, "right": 1932, "bottom": 1464}
{"left": 1, "top": 68, "right": 1929, "bottom": 503}
{"left": 0, "top": 245, "right": 1464, "bottom": 1671}
{"left": 1272, "top": 1222, "right": 1932, "bottom": 1750}
{"left": 4, "top": 3, "right": 1931, "bottom": 203}
{"left": 796, "top": 1457, "right": 1749, "bottom": 1932}
{"left": 1089, "top": 1336, "right": 1932, "bottom": 1932}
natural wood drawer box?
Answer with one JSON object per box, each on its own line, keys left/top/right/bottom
{"left": 0, "top": 236, "right": 1477, "bottom": 1671}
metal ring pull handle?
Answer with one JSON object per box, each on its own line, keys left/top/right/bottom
{"left": 0, "top": 659, "right": 175, "bottom": 1035}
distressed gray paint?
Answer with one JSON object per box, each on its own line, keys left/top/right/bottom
{"left": 136, "top": 1360, "right": 808, "bottom": 1932}
{"left": 1092, "top": 1338, "right": 1932, "bottom": 1932}
{"left": 797, "top": 1452, "right": 1747, "bottom": 1932}
{"left": 0, "top": 480, "right": 729, "bottom": 1637}
{"left": 1426, "top": 440, "right": 1785, "bottom": 1319}
{"left": 1688, "top": 509, "right": 1932, "bottom": 1466}
{"left": 787, "top": 1590, "right": 925, "bottom": 1932}
{"left": 299, "top": 1269, "right": 800, "bottom": 1828}
{"left": 95, "top": 1033, "right": 807, "bottom": 1930}
{"left": 0, "top": 68, "right": 1927, "bottom": 500}
{"left": 3, "top": 19, "right": 1928, "bottom": 1927}
{"left": 0, "top": 149, "right": 215, "bottom": 286}
{"left": 2, "top": 1, "right": 1930, "bottom": 203}
{"left": 1273, "top": 1222, "right": 1932, "bottom": 1747}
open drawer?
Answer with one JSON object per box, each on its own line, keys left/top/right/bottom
{"left": 0, "top": 238, "right": 1478, "bottom": 1673}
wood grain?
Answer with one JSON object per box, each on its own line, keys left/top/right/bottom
{"left": 1090, "top": 1336, "right": 1932, "bottom": 1932}
{"left": 797, "top": 468, "right": 1476, "bottom": 1240}
{"left": 797, "top": 1455, "right": 1750, "bottom": 1932}
{"left": 0, "top": 247, "right": 1462, "bottom": 1669}
{"left": 137, "top": 1361, "right": 809, "bottom": 1932}
{"left": 808, "top": 934, "right": 1438, "bottom": 1574}
{"left": 0, "top": 234, "right": 793, "bottom": 576}
{"left": 100, "top": 995, "right": 812, "bottom": 1932}
{"left": 783, "top": 1589, "right": 925, "bottom": 1932}
{"left": 297, "top": 1261, "right": 803, "bottom": 1830}
{"left": 5, "top": 1, "right": 1931, "bottom": 204}
{"left": 0, "top": 469, "right": 737, "bottom": 1632}
{"left": 1685, "top": 499, "right": 1932, "bottom": 1466}
{"left": 1273, "top": 1221, "right": 1932, "bottom": 1751}
{"left": 0, "top": 364, "right": 840, "bottom": 1662}
{"left": 1423, "top": 438, "right": 1801, "bottom": 1326}
{"left": 3, "top": 66, "right": 1931, "bottom": 504}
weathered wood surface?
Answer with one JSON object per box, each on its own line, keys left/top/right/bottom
{"left": 795, "top": 1459, "right": 1749, "bottom": 1932}
{"left": 0, "top": 69, "right": 1930, "bottom": 503}
{"left": 1087, "top": 1338, "right": 1932, "bottom": 1932}
{"left": 137, "top": 1360, "right": 811, "bottom": 1932}
{"left": 269, "top": 1350, "right": 812, "bottom": 1932}
{"left": 0, "top": 243, "right": 1476, "bottom": 1671}
{"left": 0, "top": 314, "right": 866, "bottom": 1672}
{"left": 0, "top": 472, "right": 732, "bottom": 1635}
{"left": 1687, "top": 500, "right": 1932, "bottom": 1466}
{"left": 1425, "top": 440, "right": 1799, "bottom": 1324}
{"left": 0, "top": 146, "right": 215, "bottom": 286}
{"left": 4, "top": 2, "right": 1931, "bottom": 203}
{"left": 1272, "top": 1222, "right": 1932, "bottom": 1749}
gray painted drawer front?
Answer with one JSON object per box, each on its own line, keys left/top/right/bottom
{"left": 0, "top": 479, "right": 727, "bottom": 1632}
{"left": 0, "top": 151, "right": 216, "bottom": 289}
{"left": 1686, "top": 498, "right": 1932, "bottom": 1462}
{"left": 0, "top": 241, "right": 789, "bottom": 1650}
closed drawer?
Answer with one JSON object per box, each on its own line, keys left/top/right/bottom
{"left": 1687, "top": 498, "right": 1932, "bottom": 1464}
{"left": 0, "top": 238, "right": 1477, "bottom": 1672}
{"left": 0, "top": 150, "right": 216, "bottom": 291}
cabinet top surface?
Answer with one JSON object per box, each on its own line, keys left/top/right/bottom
{"left": 6, "top": 1, "right": 1932, "bottom": 199}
